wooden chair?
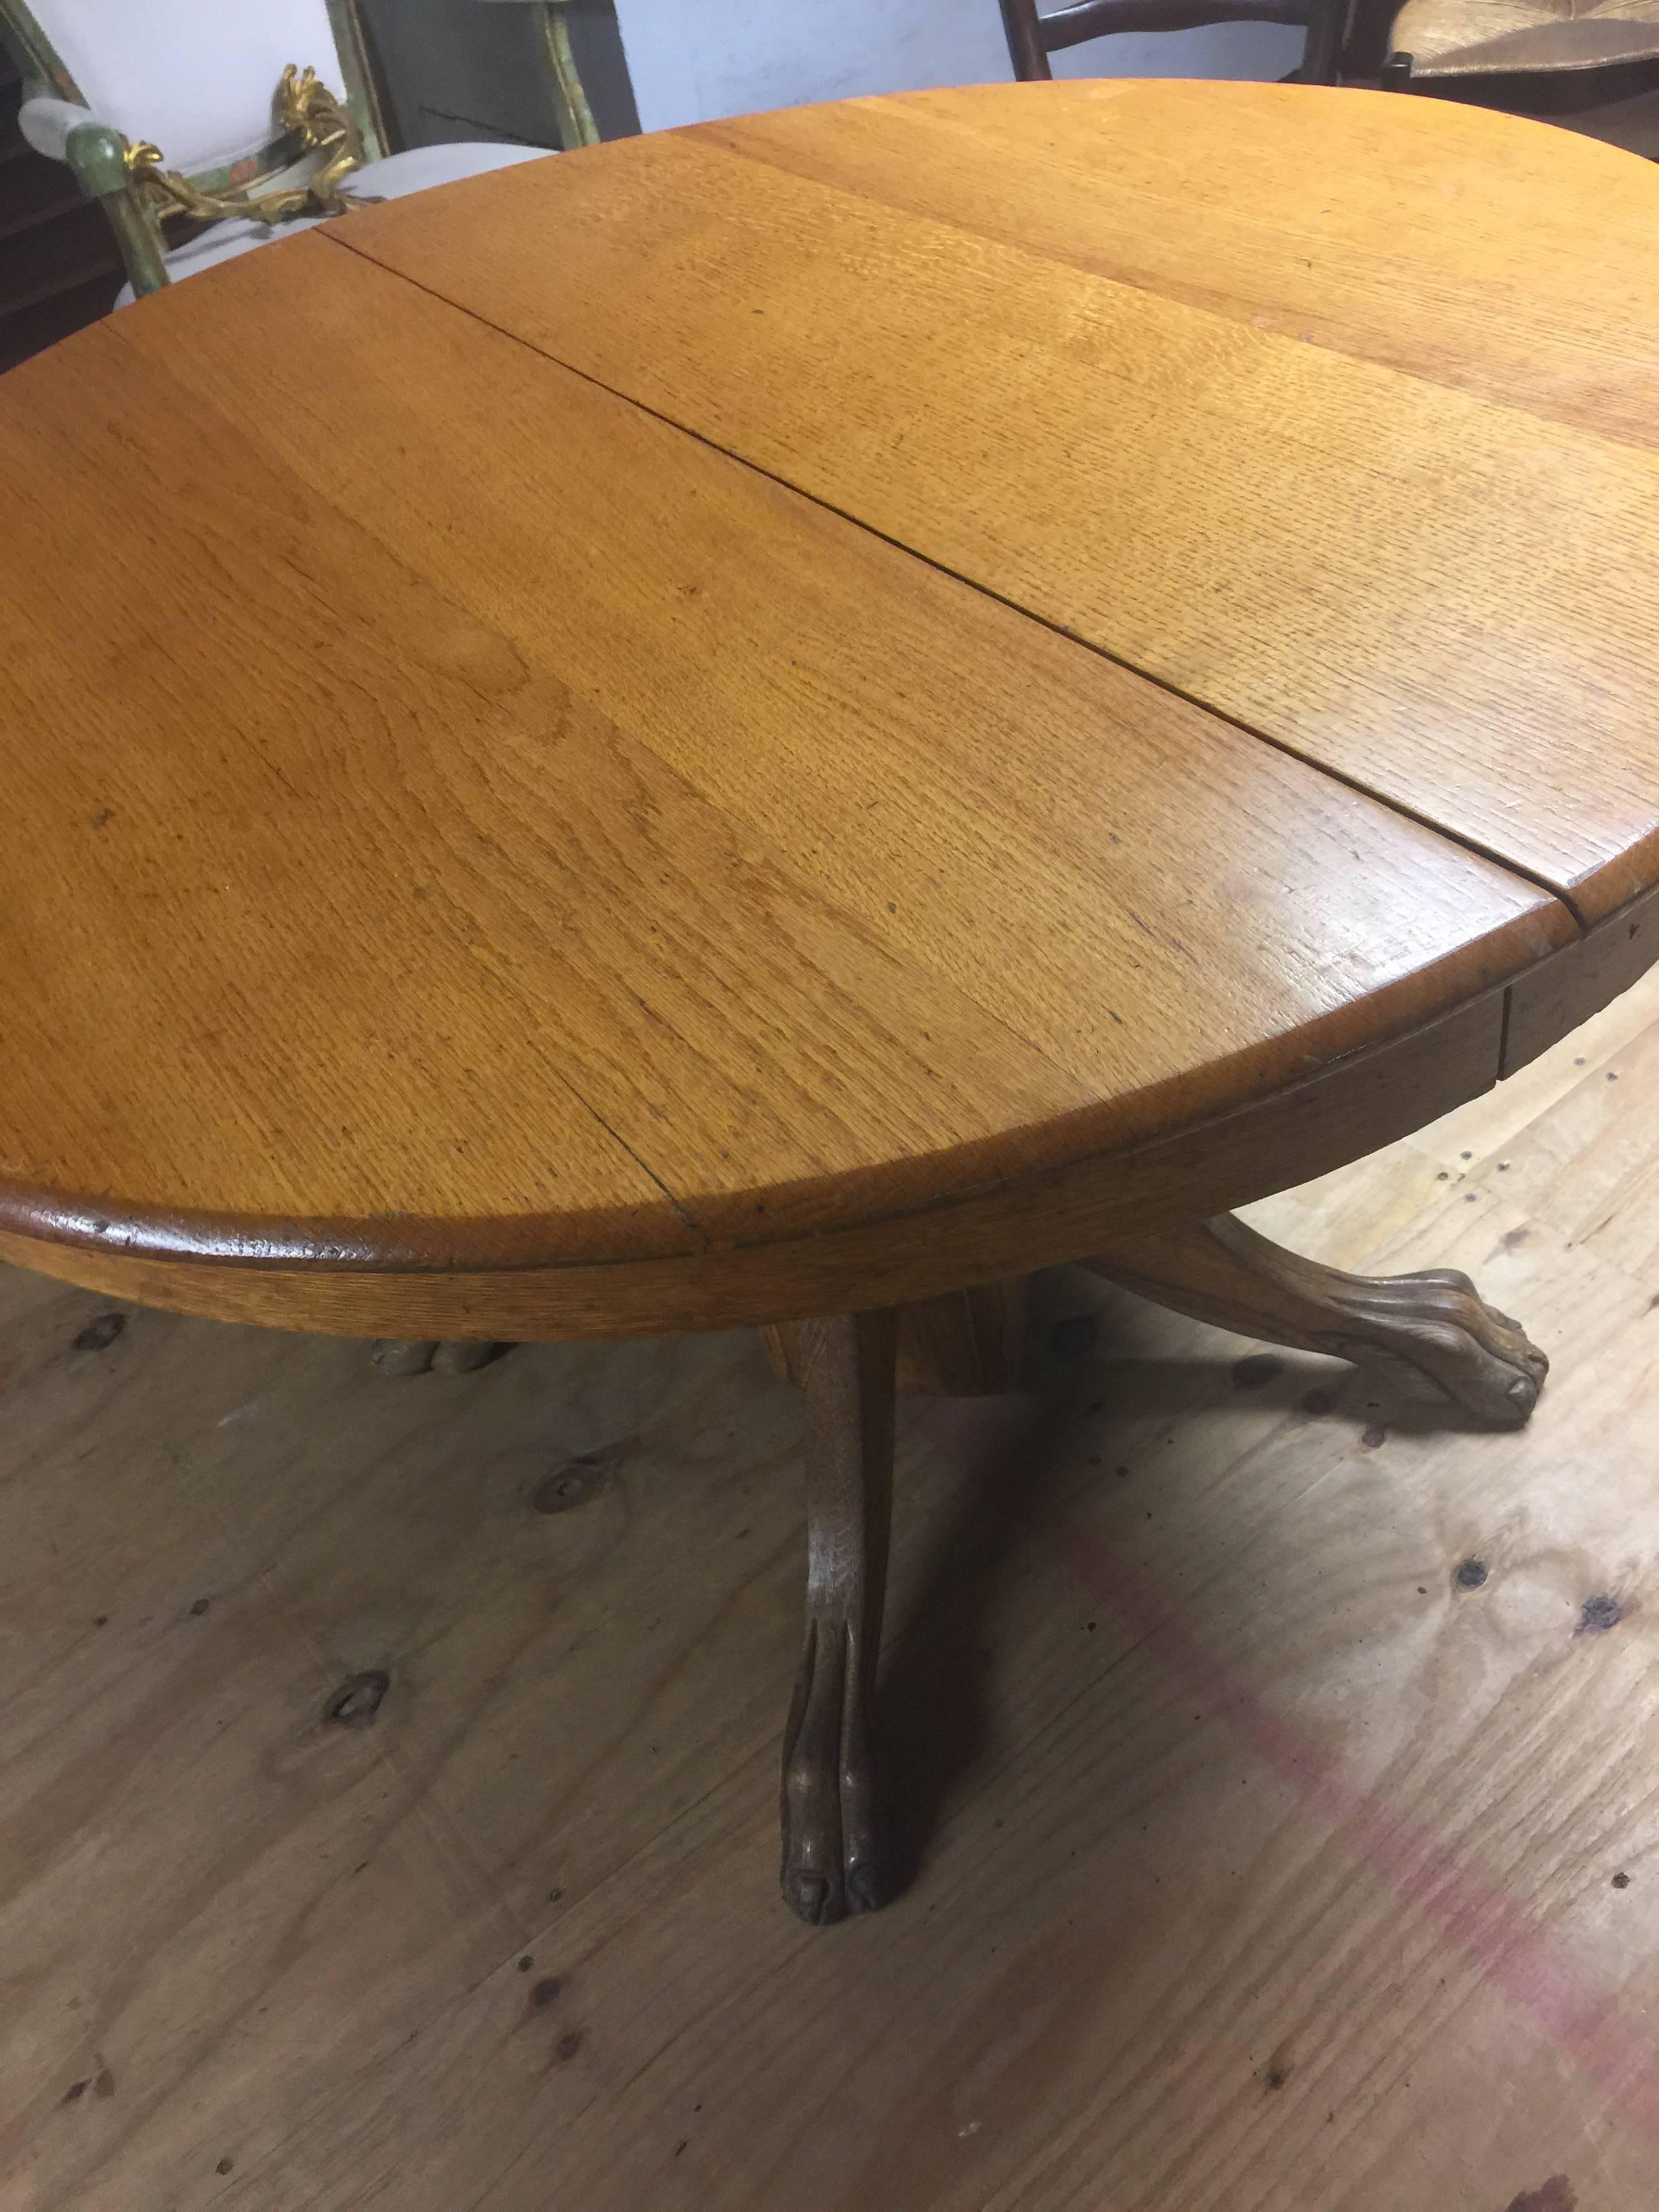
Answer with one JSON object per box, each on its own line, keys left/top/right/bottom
{"left": 1378, "top": 0, "right": 1659, "bottom": 133}
{"left": 999, "top": 0, "right": 1355, "bottom": 86}
{"left": 472, "top": 0, "right": 602, "bottom": 150}
{"left": 0, "top": 0, "right": 591, "bottom": 302}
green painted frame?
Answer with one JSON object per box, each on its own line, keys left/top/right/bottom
{"left": 0, "top": 0, "right": 392, "bottom": 295}
{"left": 472, "top": 1, "right": 602, "bottom": 148}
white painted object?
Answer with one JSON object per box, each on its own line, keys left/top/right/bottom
{"left": 26, "top": 0, "right": 350, "bottom": 176}
{"left": 16, "top": 0, "right": 560, "bottom": 304}
{"left": 613, "top": 0, "right": 1303, "bottom": 134}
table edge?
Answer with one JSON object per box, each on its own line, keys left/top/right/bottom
{"left": 0, "top": 974, "right": 1531, "bottom": 1337}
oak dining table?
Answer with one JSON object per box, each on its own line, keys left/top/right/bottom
{"left": 4, "top": 78, "right": 1658, "bottom": 1927}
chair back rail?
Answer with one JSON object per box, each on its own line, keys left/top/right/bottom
{"left": 1000, "top": 0, "right": 1351, "bottom": 82}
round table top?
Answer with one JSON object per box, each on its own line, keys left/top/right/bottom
{"left": 3, "top": 81, "right": 1658, "bottom": 1337}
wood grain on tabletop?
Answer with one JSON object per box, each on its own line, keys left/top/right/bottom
{"left": 706, "top": 81, "right": 1659, "bottom": 451}
{"left": 329, "top": 84, "right": 1659, "bottom": 921}
{"left": 0, "top": 237, "right": 1565, "bottom": 1310}
{"left": 0, "top": 989, "right": 1517, "bottom": 1335}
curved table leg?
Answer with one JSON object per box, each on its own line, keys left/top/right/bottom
{"left": 764, "top": 1280, "right": 1025, "bottom": 1397}
{"left": 777, "top": 1308, "right": 899, "bottom": 1925}
{"left": 430, "top": 1340, "right": 510, "bottom": 1375}
{"left": 370, "top": 1338, "right": 510, "bottom": 1376}
{"left": 1083, "top": 1213, "right": 1547, "bottom": 1427}
{"left": 371, "top": 1338, "right": 441, "bottom": 1376}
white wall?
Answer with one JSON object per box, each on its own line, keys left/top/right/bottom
{"left": 613, "top": 0, "right": 1303, "bottom": 134}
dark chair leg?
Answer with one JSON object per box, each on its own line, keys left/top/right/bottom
{"left": 1300, "top": 0, "right": 1354, "bottom": 83}
{"left": 999, "top": 0, "right": 1055, "bottom": 79}
{"left": 776, "top": 1309, "right": 899, "bottom": 1925}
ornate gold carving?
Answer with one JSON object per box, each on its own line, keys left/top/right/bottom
{"left": 541, "top": 5, "right": 600, "bottom": 148}
{"left": 124, "top": 64, "right": 372, "bottom": 230}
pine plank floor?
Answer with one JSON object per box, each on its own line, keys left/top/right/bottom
{"left": 5, "top": 971, "right": 1659, "bottom": 2211}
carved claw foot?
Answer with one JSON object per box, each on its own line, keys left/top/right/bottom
{"left": 1086, "top": 1214, "right": 1547, "bottom": 1430}
{"left": 370, "top": 1338, "right": 510, "bottom": 1377}
{"left": 773, "top": 1308, "right": 898, "bottom": 1926}
{"left": 781, "top": 1617, "right": 882, "bottom": 1924}
{"left": 1317, "top": 1265, "right": 1548, "bottom": 1425}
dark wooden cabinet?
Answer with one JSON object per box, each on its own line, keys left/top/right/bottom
{"left": 0, "top": 62, "right": 122, "bottom": 375}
